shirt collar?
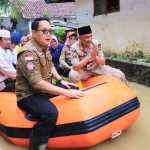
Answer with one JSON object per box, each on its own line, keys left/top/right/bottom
{"left": 31, "top": 38, "right": 48, "bottom": 52}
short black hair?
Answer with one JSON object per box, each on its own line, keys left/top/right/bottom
{"left": 31, "top": 17, "right": 51, "bottom": 30}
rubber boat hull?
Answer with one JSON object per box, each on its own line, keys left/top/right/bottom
{"left": 0, "top": 75, "right": 140, "bottom": 148}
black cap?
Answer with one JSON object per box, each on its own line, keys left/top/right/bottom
{"left": 78, "top": 25, "right": 92, "bottom": 36}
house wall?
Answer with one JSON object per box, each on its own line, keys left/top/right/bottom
{"left": 0, "top": 17, "right": 12, "bottom": 29}
{"left": 51, "top": 17, "right": 77, "bottom": 23}
{"left": 16, "top": 17, "right": 30, "bottom": 36}
{"left": 75, "top": 0, "right": 150, "bottom": 55}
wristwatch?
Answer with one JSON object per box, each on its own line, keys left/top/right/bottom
{"left": 58, "top": 78, "right": 64, "bottom": 84}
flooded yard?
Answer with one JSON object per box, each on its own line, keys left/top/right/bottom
{"left": 0, "top": 82, "right": 150, "bottom": 150}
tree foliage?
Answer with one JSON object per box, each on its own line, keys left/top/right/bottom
{"left": 53, "top": 26, "right": 66, "bottom": 43}
{"left": 0, "top": 0, "right": 26, "bottom": 22}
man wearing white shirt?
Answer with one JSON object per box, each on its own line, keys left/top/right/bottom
{"left": 0, "top": 30, "right": 16, "bottom": 91}
{"left": 7, "top": 37, "right": 18, "bottom": 67}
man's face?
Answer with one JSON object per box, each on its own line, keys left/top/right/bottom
{"left": 10, "top": 42, "right": 16, "bottom": 51}
{"left": 0, "top": 37, "right": 11, "bottom": 50}
{"left": 32, "top": 20, "right": 52, "bottom": 47}
{"left": 79, "top": 33, "right": 92, "bottom": 48}
{"left": 50, "top": 39, "right": 57, "bottom": 49}
{"left": 21, "top": 37, "right": 27, "bottom": 46}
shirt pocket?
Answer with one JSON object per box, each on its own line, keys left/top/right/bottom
{"left": 40, "top": 57, "right": 47, "bottom": 77}
{"left": 40, "top": 57, "right": 46, "bottom": 66}
{"left": 46, "top": 54, "right": 53, "bottom": 71}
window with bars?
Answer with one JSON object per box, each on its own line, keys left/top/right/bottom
{"left": 94, "top": 0, "right": 120, "bottom": 16}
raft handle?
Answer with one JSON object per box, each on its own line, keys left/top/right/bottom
{"left": 111, "top": 130, "right": 122, "bottom": 138}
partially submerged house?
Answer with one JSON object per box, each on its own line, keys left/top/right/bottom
{"left": 14, "top": 0, "right": 77, "bottom": 35}
{"left": 74, "top": 0, "right": 150, "bottom": 55}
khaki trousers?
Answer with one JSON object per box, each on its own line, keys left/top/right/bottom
{"left": 69, "top": 65, "right": 126, "bottom": 83}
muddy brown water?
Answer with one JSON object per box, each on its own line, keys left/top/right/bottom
{"left": 0, "top": 82, "right": 150, "bottom": 150}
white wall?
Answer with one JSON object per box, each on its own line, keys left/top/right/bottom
{"left": 75, "top": 0, "right": 150, "bottom": 55}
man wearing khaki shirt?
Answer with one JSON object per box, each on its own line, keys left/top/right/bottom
{"left": 69, "top": 25, "right": 126, "bottom": 84}
{"left": 16, "top": 17, "right": 85, "bottom": 150}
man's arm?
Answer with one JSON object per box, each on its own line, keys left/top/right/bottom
{"left": 18, "top": 52, "right": 85, "bottom": 99}
{"left": 71, "top": 48, "right": 92, "bottom": 71}
{"left": 94, "top": 56, "right": 105, "bottom": 66}
{"left": 73, "top": 56, "right": 91, "bottom": 71}
{"left": 91, "top": 43, "right": 105, "bottom": 66}
{"left": 32, "top": 80, "right": 85, "bottom": 98}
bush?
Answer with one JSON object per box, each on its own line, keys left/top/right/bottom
{"left": 53, "top": 26, "right": 66, "bottom": 43}
{"left": 104, "top": 50, "right": 150, "bottom": 63}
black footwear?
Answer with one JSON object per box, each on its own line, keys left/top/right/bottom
{"left": 29, "top": 131, "right": 49, "bottom": 150}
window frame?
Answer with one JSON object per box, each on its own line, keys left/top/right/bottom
{"left": 93, "top": 0, "right": 120, "bottom": 16}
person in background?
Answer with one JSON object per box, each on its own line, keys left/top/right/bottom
{"left": 7, "top": 37, "right": 18, "bottom": 68}
{"left": 15, "top": 36, "right": 28, "bottom": 54}
{"left": 0, "top": 30, "right": 16, "bottom": 92}
{"left": 49, "top": 35, "right": 64, "bottom": 75}
{"left": 11, "top": 31, "right": 22, "bottom": 45}
{"left": 69, "top": 25, "right": 127, "bottom": 84}
{"left": 16, "top": 17, "right": 85, "bottom": 150}
{"left": 59, "top": 31, "right": 77, "bottom": 81}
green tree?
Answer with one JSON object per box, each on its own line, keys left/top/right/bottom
{"left": 43, "top": 11, "right": 50, "bottom": 19}
{"left": 53, "top": 26, "right": 66, "bottom": 43}
{"left": 0, "top": 0, "right": 26, "bottom": 28}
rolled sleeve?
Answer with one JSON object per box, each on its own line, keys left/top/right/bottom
{"left": 18, "top": 52, "right": 43, "bottom": 85}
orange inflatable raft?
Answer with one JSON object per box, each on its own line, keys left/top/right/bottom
{"left": 0, "top": 75, "right": 140, "bottom": 148}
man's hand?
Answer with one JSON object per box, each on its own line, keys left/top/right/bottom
{"left": 68, "top": 66, "right": 73, "bottom": 70}
{"left": 60, "top": 80, "right": 77, "bottom": 89}
{"left": 64, "top": 89, "right": 86, "bottom": 99}
{"left": 86, "top": 44, "right": 98, "bottom": 61}
{"left": 90, "top": 44, "right": 98, "bottom": 59}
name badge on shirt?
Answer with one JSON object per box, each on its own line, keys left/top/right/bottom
{"left": 87, "top": 64, "right": 91, "bottom": 70}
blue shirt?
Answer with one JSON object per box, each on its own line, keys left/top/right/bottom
{"left": 49, "top": 43, "right": 64, "bottom": 68}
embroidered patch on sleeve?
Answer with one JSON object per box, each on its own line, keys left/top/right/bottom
{"left": 98, "top": 44, "right": 102, "bottom": 51}
{"left": 24, "top": 53, "right": 33, "bottom": 61}
{"left": 25, "top": 62, "right": 35, "bottom": 71}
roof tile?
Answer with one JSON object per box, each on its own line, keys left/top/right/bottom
{"left": 14, "top": 0, "right": 76, "bottom": 19}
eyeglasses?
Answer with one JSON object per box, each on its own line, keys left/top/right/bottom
{"left": 36, "top": 29, "right": 52, "bottom": 35}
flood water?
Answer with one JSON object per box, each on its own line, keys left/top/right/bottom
{"left": 0, "top": 82, "right": 150, "bottom": 150}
